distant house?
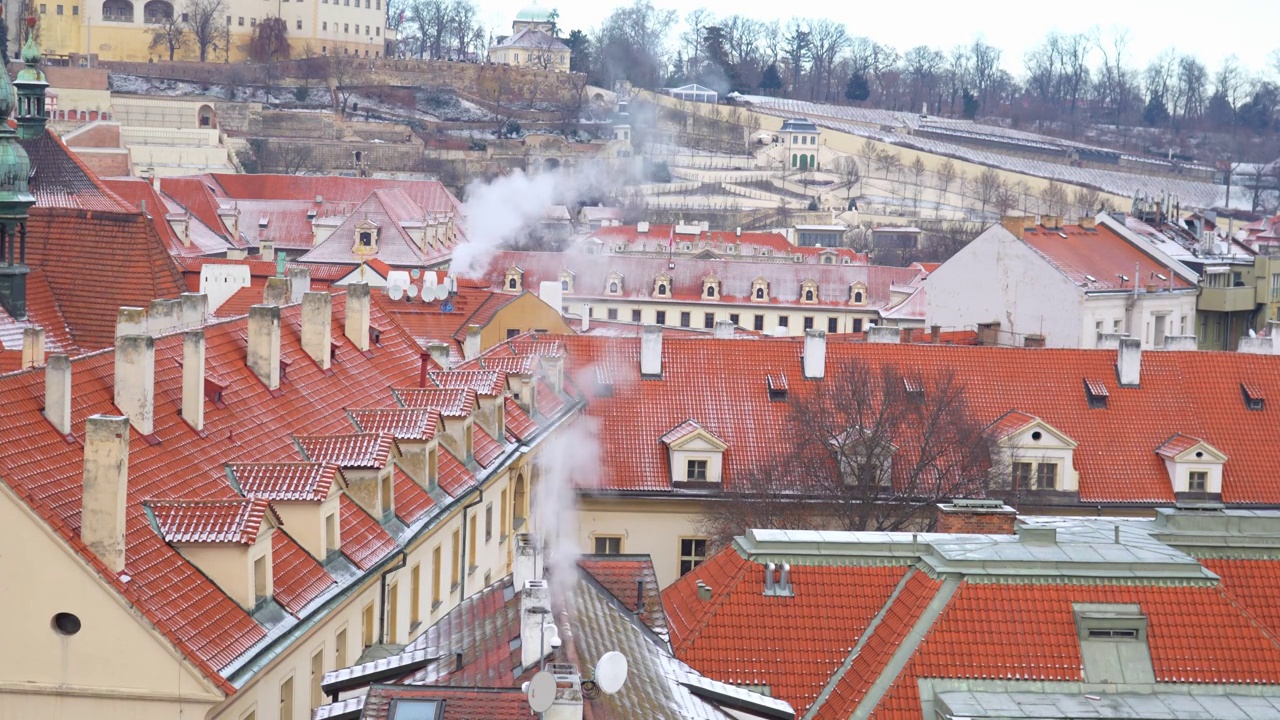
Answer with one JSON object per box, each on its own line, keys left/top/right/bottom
{"left": 781, "top": 117, "right": 820, "bottom": 170}
{"left": 487, "top": 3, "right": 570, "bottom": 72}
{"left": 666, "top": 84, "right": 718, "bottom": 104}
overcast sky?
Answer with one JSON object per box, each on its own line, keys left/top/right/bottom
{"left": 479, "top": 0, "right": 1280, "bottom": 77}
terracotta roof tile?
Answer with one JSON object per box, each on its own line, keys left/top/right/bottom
{"left": 450, "top": 293, "right": 519, "bottom": 341}
{"left": 148, "top": 498, "right": 272, "bottom": 545}
{"left": 338, "top": 495, "right": 397, "bottom": 570}
{"left": 428, "top": 370, "right": 506, "bottom": 395}
{"left": 579, "top": 555, "right": 667, "bottom": 635}
{"left": 348, "top": 408, "right": 439, "bottom": 439}
{"left": 1021, "top": 222, "right": 1195, "bottom": 292}
{"left": 393, "top": 471, "right": 436, "bottom": 524}
{"left": 533, "top": 380, "right": 565, "bottom": 418}
{"left": 394, "top": 387, "right": 476, "bottom": 417}
{"left": 399, "top": 576, "right": 522, "bottom": 688}
{"left": 272, "top": 529, "right": 335, "bottom": 614}
{"left": 360, "top": 685, "right": 531, "bottom": 720}
{"left": 228, "top": 462, "right": 338, "bottom": 502}
{"left": 437, "top": 449, "right": 474, "bottom": 496}
{"left": 1200, "top": 558, "right": 1280, "bottom": 640}
{"left": 503, "top": 398, "right": 537, "bottom": 441}
{"left": 1155, "top": 433, "right": 1207, "bottom": 459}
{"left": 22, "top": 131, "right": 135, "bottom": 213}
{"left": 473, "top": 426, "right": 504, "bottom": 467}
{"left": 295, "top": 433, "right": 394, "bottom": 469}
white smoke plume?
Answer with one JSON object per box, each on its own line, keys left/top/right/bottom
{"left": 532, "top": 413, "right": 601, "bottom": 600}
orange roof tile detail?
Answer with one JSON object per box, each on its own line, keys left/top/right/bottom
{"left": 272, "top": 529, "right": 334, "bottom": 615}
{"left": 982, "top": 410, "right": 1037, "bottom": 440}
{"left": 1200, "top": 557, "right": 1280, "bottom": 640}
{"left": 338, "top": 495, "right": 397, "bottom": 570}
{"left": 662, "top": 548, "right": 909, "bottom": 713}
{"left": 1156, "top": 433, "right": 1206, "bottom": 459}
{"left": 348, "top": 408, "right": 439, "bottom": 439}
{"left": 437, "top": 449, "right": 474, "bottom": 496}
{"left": 533, "top": 380, "right": 565, "bottom": 418}
{"left": 148, "top": 498, "right": 273, "bottom": 544}
{"left": 229, "top": 462, "right": 337, "bottom": 501}
{"left": 295, "top": 433, "right": 393, "bottom": 468}
{"left": 393, "top": 471, "right": 436, "bottom": 524}
{"left": 394, "top": 387, "right": 476, "bottom": 416}
{"left": 504, "top": 398, "right": 537, "bottom": 441}
{"left": 360, "top": 686, "right": 532, "bottom": 720}
{"left": 578, "top": 555, "right": 667, "bottom": 634}
{"left": 428, "top": 370, "right": 506, "bottom": 396}
{"left": 1021, "top": 222, "right": 1195, "bottom": 292}
{"left": 473, "top": 425, "right": 504, "bottom": 467}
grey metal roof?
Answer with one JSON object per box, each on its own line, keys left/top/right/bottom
{"left": 936, "top": 690, "right": 1280, "bottom": 719}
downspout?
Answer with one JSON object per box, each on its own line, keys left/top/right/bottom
{"left": 377, "top": 551, "right": 407, "bottom": 644}
{"left": 458, "top": 489, "right": 484, "bottom": 599}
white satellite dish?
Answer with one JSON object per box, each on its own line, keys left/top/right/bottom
{"left": 422, "top": 272, "right": 437, "bottom": 287}
{"left": 388, "top": 284, "right": 404, "bottom": 301}
{"left": 435, "top": 285, "right": 450, "bottom": 300}
{"left": 410, "top": 269, "right": 422, "bottom": 279}
{"left": 526, "top": 670, "right": 557, "bottom": 713}
{"left": 406, "top": 285, "right": 419, "bottom": 299}
{"left": 594, "top": 651, "right": 628, "bottom": 695}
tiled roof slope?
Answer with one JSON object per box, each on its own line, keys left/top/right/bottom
{"left": 663, "top": 548, "right": 909, "bottom": 712}
{"left": 295, "top": 433, "right": 394, "bottom": 468}
{"left": 548, "top": 334, "right": 1280, "bottom": 504}
{"left": 148, "top": 498, "right": 273, "bottom": 544}
{"left": 578, "top": 554, "right": 667, "bottom": 635}
{"left": 0, "top": 293, "right": 420, "bottom": 690}
{"left": 588, "top": 223, "right": 865, "bottom": 263}
{"left": 1199, "top": 557, "right": 1280, "bottom": 640}
{"left": 21, "top": 131, "right": 135, "bottom": 213}
{"left": 360, "top": 686, "right": 532, "bottom": 720}
{"left": 0, "top": 269, "right": 79, "bottom": 373}
{"left": 370, "top": 278, "right": 498, "bottom": 354}
{"left": 271, "top": 529, "right": 335, "bottom": 614}
{"left": 228, "top": 462, "right": 338, "bottom": 501}
{"left": 103, "top": 177, "right": 235, "bottom": 258}
{"left": 1020, "top": 221, "right": 1196, "bottom": 292}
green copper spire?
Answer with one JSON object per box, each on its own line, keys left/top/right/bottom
{"left": 0, "top": 14, "right": 36, "bottom": 320}
{"left": 14, "top": 16, "right": 48, "bottom": 142}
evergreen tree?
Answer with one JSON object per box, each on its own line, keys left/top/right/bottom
{"left": 844, "top": 73, "right": 870, "bottom": 102}
{"left": 759, "top": 62, "right": 782, "bottom": 94}
{"left": 962, "top": 89, "right": 980, "bottom": 119}
{"left": 1143, "top": 95, "right": 1169, "bottom": 127}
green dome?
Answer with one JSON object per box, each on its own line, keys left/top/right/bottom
{"left": 514, "top": 3, "right": 553, "bottom": 22}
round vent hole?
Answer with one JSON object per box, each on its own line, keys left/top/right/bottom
{"left": 1031, "top": 431, "right": 1043, "bottom": 441}
{"left": 52, "top": 612, "right": 81, "bottom": 636}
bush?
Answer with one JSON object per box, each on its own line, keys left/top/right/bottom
{"left": 294, "top": 86, "right": 308, "bottom": 103}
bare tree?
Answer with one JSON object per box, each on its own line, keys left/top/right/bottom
{"left": 184, "top": 0, "right": 228, "bottom": 62}
{"left": 935, "top": 158, "right": 956, "bottom": 208}
{"left": 697, "top": 360, "right": 998, "bottom": 547}
{"left": 1070, "top": 186, "right": 1102, "bottom": 220}
{"left": 1039, "top": 179, "right": 1069, "bottom": 216}
{"left": 834, "top": 155, "right": 861, "bottom": 205}
{"left": 266, "top": 142, "right": 317, "bottom": 174}
{"left": 909, "top": 156, "right": 927, "bottom": 212}
{"left": 975, "top": 167, "right": 1001, "bottom": 217}
{"left": 149, "top": 11, "right": 188, "bottom": 61}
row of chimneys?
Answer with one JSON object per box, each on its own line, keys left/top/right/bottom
{"left": 52, "top": 284, "right": 375, "bottom": 574}
{"left": 1000, "top": 214, "right": 1097, "bottom": 240}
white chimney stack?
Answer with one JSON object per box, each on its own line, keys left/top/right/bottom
{"left": 713, "top": 320, "right": 734, "bottom": 339}
{"left": 579, "top": 302, "right": 590, "bottom": 333}
{"left": 640, "top": 324, "right": 662, "bottom": 377}
{"left": 344, "top": 283, "right": 371, "bottom": 352}
{"left": 1117, "top": 337, "right": 1142, "bottom": 387}
{"left": 82, "top": 414, "right": 131, "bottom": 573}
{"left": 520, "top": 579, "right": 555, "bottom": 669}
{"left": 539, "top": 280, "right": 563, "bottom": 313}
{"left": 247, "top": 305, "right": 281, "bottom": 390}
{"left": 464, "top": 325, "right": 481, "bottom": 360}
{"left": 114, "top": 334, "right": 155, "bottom": 436}
{"left": 116, "top": 306, "right": 147, "bottom": 337}
{"left": 21, "top": 325, "right": 44, "bottom": 368}
{"left": 147, "top": 298, "right": 180, "bottom": 335}
{"left": 427, "top": 341, "right": 451, "bottom": 371}
{"left": 803, "top": 329, "right": 827, "bottom": 379}
{"left": 262, "top": 276, "right": 290, "bottom": 306}
{"left": 288, "top": 266, "right": 311, "bottom": 303}
{"left": 45, "top": 353, "right": 71, "bottom": 436}
{"left": 182, "top": 330, "right": 205, "bottom": 432}
{"left": 301, "top": 292, "right": 333, "bottom": 370}
{"left": 513, "top": 533, "right": 537, "bottom": 590}
{"left": 180, "top": 292, "right": 208, "bottom": 329}
{"left": 866, "top": 326, "right": 902, "bottom": 344}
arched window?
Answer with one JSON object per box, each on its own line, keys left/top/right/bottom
{"left": 804, "top": 289, "right": 814, "bottom": 302}
{"left": 513, "top": 474, "right": 527, "bottom": 527}
{"left": 798, "top": 154, "right": 809, "bottom": 170}
{"left": 810, "top": 154, "right": 817, "bottom": 170}
{"left": 706, "top": 285, "right": 716, "bottom": 298}
{"left": 755, "top": 287, "right": 765, "bottom": 299}
{"left": 103, "top": 0, "right": 133, "bottom": 22}
{"left": 198, "top": 104, "right": 215, "bottom": 128}
{"left": 142, "top": 0, "right": 171, "bottom": 22}
{"left": 507, "top": 277, "right": 517, "bottom": 290}
{"left": 359, "top": 231, "right": 373, "bottom": 247}
{"left": 608, "top": 281, "right": 619, "bottom": 294}
{"left": 791, "top": 154, "right": 797, "bottom": 168}
{"left": 560, "top": 280, "right": 569, "bottom": 290}
{"left": 854, "top": 291, "right": 864, "bottom": 303}
{"left": 657, "top": 283, "right": 667, "bottom": 296}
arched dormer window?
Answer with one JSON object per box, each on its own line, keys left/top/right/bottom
{"left": 504, "top": 266, "right": 523, "bottom": 293}
{"left": 801, "top": 279, "right": 819, "bottom": 304}
{"left": 103, "top": 0, "right": 133, "bottom": 21}
{"left": 849, "top": 281, "right": 867, "bottom": 306}
{"left": 559, "top": 270, "right": 575, "bottom": 294}
{"left": 143, "top": 0, "right": 172, "bottom": 22}
{"left": 653, "top": 273, "right": 671, "bottom": 298}
{"left": 702, "top": 274, "right": 720, "bottom": 300}
{"left": 751, "top": 277, "right": 770, "bottom": 303}
{"left": 352, "top": 218, "right": 380, "bottom": 253}
{"left": 605, "top": 271, "right": 623, "bottom": 296}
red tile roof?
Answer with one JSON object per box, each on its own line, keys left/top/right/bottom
{"left": 503, "top": 397, "right": 537, "bottom": 441}
{"left": 660, "top": 419, "right": 711, "bottom": 446}
{"left": 1155, "top": 433, "right": 1207, "bottom": 459}
{"left": 103, "top": 177, "right": 235, "bottom": 258}
{"left": 437, "top": 450, "right": 474, "bottom": 496}
{"left": 228, "top": 462, "right": 338, "bottom": 501}
{"left": 0, "top": 269, "right": 79, "bottom": 373}
{"left": 428, "top": 370, "right": 506, "bottom": 396}
{"left": 1020, "top": 222, "right": 1195, "bottom": 292}
{"left": 22, "top": 131, "right": 135, "bottom": 213}
{"left": 347, "top": 408, "right": 439, "bottom": 439}
{"left": 394, "top": 387, "right": 476, "bottom": 417}
{"left": 295, "top": 433, "right": 394, "bottom": 469}
{"left": 360, "top": 685, "right": 532, "bottom": 720}
{"left": 371, "top": 279, "right": 504, "bottom": 354}
{"left": 148, "top": 498, "right": 273, "bottom": 544}
{"left": 272, "top": 529, "right": 335, "bottom": 614}
{"left": 338, "top": 495, "right": 398, "bottom": 570}
{"left": 578, "top": 555, "right": 666, "bottom": 634}
{"left": 982, "top": 410, "right": 1038, "bottom": 441}
{"left": 473, "top": 426, "right": 504, "bottom": 467}
{"left": 1200, "top": 558, "right": 1280, "bottom": 640}
{"left": 393, "top": 471, "right": 436, "bottom": 524}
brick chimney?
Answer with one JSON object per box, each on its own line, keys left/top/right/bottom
{"left": 803, "top": 329, "right": 826, "bottom": 379}
{"left": 976, "top": 321, "right": 1001, "bottom": 346}
{"left": 262, "top": 276, "right": 290, "bottom": 306}
{"left": 935, "top": 499, "right": 1017, "bottom": 535}
{"left": 247, "top": 305, "right": 281, "bottom": 389}
{"left": 44, "top": 353, "right": 71, "bottom": 435}
{"left": 21, "top": 325, "right": 44, "bottom": 368}
{"left": 301, "top": 292, "right": 332, "bottom": 370}
{"left": 82, "top": 414, "right": 131, "bottom": 573}
{"left": 463, "top": 325, "right": 481, "bottom": 360}
{"left": 114, "top": 334, "right": 155, "bottom": 435}
{"left": 930, "top": 324, "right": 941, "bottom": 343}
{"left": 344, "top": 283, "right": 371, "bottom": 352}
{"left": 1023, "top": 334, "right": 1046, "bottom": 348}
{"left": 1000, "top": 216, "right": 1026, "bottom": 240}
{"left": 1079, "top": 216, "right": 1097, "bottom": 230}
{"left": 640, "top": 324, "right": 662, "bottom": 377}
{"left": 182, "top": 330, "right": 205, "bottom": 432}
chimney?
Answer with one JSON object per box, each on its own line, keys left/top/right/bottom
{"left": 1000, "top": 215, "right": 1025, "bottom": 240}
{"left": 538, "top": 280, "right": 563, "bottom": 312}
{"left": 1041, "top": 215, "right": 1062, "bottom": 231}
{"left": 425, "top": 342, "right": 451, "bottom": 371}
{"left": 114, "top": 335, "right": 155, "bottom": 435}
{"left": 1097, "top": 332, "right": 1127, "bottom": 350}
{"left": 116, "top": 306, "right": 147, "bottom": 337}
{"left": 1163, "top": 335, "right": 1198, "bottom": 351}
{"left": 300, "top": 292, "right": 333, "bottom": 370}
{"left": 1079, "top": 216, "right": 1096, "bottom": 230}
{"left": 545, "top": 664, "right": 584, "bottom": 720}
{"left": 45, "top": 354, "right": 71, "bottom": 435}
{"left": 866, "top": 326, "right": 901, "bottom": 344}
{"left": 147, "top": 298, "right": 180, "bottom": 334}
{"left": 179, "top": 292, "right": 208, "bottom": 329}
{"left": 182, "top": 330, "right": 206, "bottom": 432}
{"left": 935, "top": 499, "right": 1017, "bottom": 535}
{"left": 247, "top": 305, "right": 281, "bottom": 389}
{"left": 82, "top": 414, "right": 131, "bottom": 573}
{"left": 1023, "top": 334, "right": 1046, "bottom": 348}
{"left": 520, "top": 579, "right": 556, "bottom": 669}
{"left": 976, "top": 321, "right": 1001, "bottom": 346}
{"left": 21, "top": 325, "right": 44, "bottom": 368}
{"left": 901, "top": 327, "right": 916, "bottom": 344}
{"left": 930, "top": 324, "right": 941, "bottom": 343}
{"left": 463, "top": 325, "right": 481, "bottom": 360}
{"left": 539, "top": 353, "right": 565, "bottom": 395}
{"left": 344, "top": 283, "right": 371, "bottom": 352}
{"left": 1117, "top": 337, "right": 1141, "bottom": 387}
{"left": 259, "top": 241, "right": 275, "bottom": 263}
{"left": 803, "top": 329, "right": 826, "bottom": 379}
{"left": 640, "top": 324, "right": 662, "bottom": 377}
{"left": 579, "top": 302, "right": 590, "bottom": 333}
{"left": 262, "top": 276, "right": 290, "bottom": 306}
{"left": 513, "top": 533, "right": 537, "bottom": 589}
{"left": 288, "top": 266, "right": 311, "bottom": 303}
{"left": 713, "top": 320, "right": 734, "bottom": 339}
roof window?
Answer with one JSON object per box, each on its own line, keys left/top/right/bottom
{"left": 1242, "top": 382, "right": 1264, "bottom": 411}
{"left": 767, "top": 373, "right": 788, "bottom": 401}
{"left": 1084, "top": 378, "right": 1109, "bottom": 409}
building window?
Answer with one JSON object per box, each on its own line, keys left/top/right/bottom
{"left": 253, "top": 555, "right": 268, "bottom": 604}
{"left": 607, "top": 308, "right": 618, "bottom": 320}
{"left": 753, "top": 315, "right": 764, "bottom": 331}
{"left": 1036, "top": 463, "right": 1057, "bottom": 490}
{"left": 73, "top": 4, "right": 78, "bottom": 12}
{"left": 450, "top": 529, "right": 460, "bottom": 587}
{"left": 853, "top": 291, "right": 864, "bottom": 303}
{"left": 755, "top": 287, "right": 765, "bottom": 300}
{"left": 361, "top": 602, "right": 374, "bottom": 648}
{"left": 705, "top": 285, "right": 716, "bottom": 298}
{"left": 656, "top": 283, "right": 668, "bottom": 297}
{"left": 778, "top": 316, "right": 789, "bottom": 328}
{"left": 296, "top": 18, "right": 302, "bottom": 28}
{"left": 250, "top": 16, "right": 256, "bottom": 26}
{"left": 1189, "top": 470, "right": 1208, "bottom": 492}
{"left": 237, "top": 15, "right": 243, "bottom": 24}
{"left": 280, "top": 676, "right": 294, "bottom": 720}
{"left": 324, "top": 511, "right": 338, "bottom": 557}
{"left": 431, "top": 545, "right": 442, "bottom": 606}
{"left": 39, "top": 4, "right": 45, "bottom": 13}
{"left": 57, "top": 4, "right": 63, "bottom": 14}
{"left": 335, "top": 627, "right": 347, "bottom": 667}
{"left": 686, "top": 459, "right": 708, "bottom": 481}
{"left": 853, "top": 318, "right": 863, "bottom": 333}
{"left": 804, "top": 316, "right": 814, "bottom": 330}
{"left": 704, "top": 312, "right": 715, "bottom": 328}
{"left": 680, "top": 311, "right": 691, "bottom": 327}
{"left": 655, "top": 310, "right": 667, "bottom": 325}
{"left": 485, "top": 503, "right": 493, "bottom": 541}
{"left": 387, "top": 581, "right": 399, "bottom": 643}
{"left": 679, "top": 538, "right": 708, "bottom": 575}
{"left": 729, "top": 313, "right": 740, "bottom": 325}
{"left": 310, "top": 649, "right": 324, "bottom": 710}
{"left": 103, "top": 0, "right": 134, "bottom": 21}
{"left": 594, "top": 536, "right": 622, "bottom": 554}
{"left": 828, "top": 317, "right": 839, "bottom": 333}
{"left": 409, "top": 564, "right": 421, "bottom": 627}
{"left": 804, "top": 289, "right": 814, "bottom": 302}
{"left": 1013, "top": 462, "right": 1033, "bottom": 490}
{"left": 631, "top": 309, "right": 642, "bottom": 323}
{"left": 467, "top": 516, "right": 477, "bottom": 569}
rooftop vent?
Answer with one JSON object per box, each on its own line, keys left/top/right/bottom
{"left": 1242, "top": 382, "right": 1264, "bottom": 411}
{"left": 314, "top": 194, "right": 323, "bottom": 204}
{"left": 766, "top": 373, "right": 788, "bottom": 401}
{"left": 763, "top": 562, "right": 793, "bottom": 597}
{"left": 258, "top": 216, "right": 269, "bottom": 229}
{"left": 1083, "top": 378, "right": 1109, "bottom": 409}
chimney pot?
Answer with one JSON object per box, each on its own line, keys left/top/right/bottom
{"left": 344, "top": 283, "right": 371, "bottom": 352}
{"left": 182, "top": 330, "right": 206, "bottom": 432}
{"left": 930, "top": 324, "right": 941, "bottom": 343}
{"left": 21, "top": 325, "right": 44, "bottom": 368}
{"left": 713, "top": 319, "right": 734, "bottom": 339}
{"left": 247, "top": 305, "right": 282, "bottom": 389}
{"left": 147, "top": 298, "right": 180, "bottom": 335}
{"left": 1117, "top": 337, "right": 1141, "bottom": 387}
{"left": 803, "top": 329, "right": 826, "bottom": 379}
{"left": 115, "top": 306, "right": 147, "bottom": 338}
{"left": 764, "top": 562, "right": 775, "bottom": 594}
{"left": 640, "top": 325, "right": 662, "bottom": 377}
{"left": 301, "top": 292, "right": 333, "bottom": 370}
{"left": 579, "top": 303, "right": 590, "bottom": 333}
{"left": 45, "top": 353, "right": 71, "bottom": 435}
{"left": 463, "top": 325, "right": 482, "bottom": 360}
{"left": 179, "top": 292, "right": 208, "bottom": 329}
{"left": 114, "top": 334, "right": 155, "bottom": 435}
{"left": 82, "top": 414, "right": 131, "bottom": 573}
{"left": 263, "top": 277, "right": 290, "bottom": 307}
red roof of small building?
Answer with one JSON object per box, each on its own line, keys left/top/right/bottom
{"left": 578, "top": 554, "right": 666, "bottom": 634}
{"left": 228, "top": 462, "right": 339, "bottom": 502}
{"left": 428, "top": 370, "right": 506, "bottom": 396}
{"left": 473, "top": 426, "right": 504, "bottom": 467}
{"left": 338, "top": 495, "right": 399, "bottom": 570}
{"left": 295, "top": 433, "right": 394, "bottom": 469}
{"left": 1019, "top": 221, "right": 1195, "bottom": 292}
{"left": 271, "top": 529, "right": 335, "bottom": 614}
{"left": 148, "top": 498, "right": 274, "bottom": 545}
{"left": 394, "top": 387, "right": 477, "bottom": 417}
{"left": 348, "top": 408, "right": 439, "bottom": 439}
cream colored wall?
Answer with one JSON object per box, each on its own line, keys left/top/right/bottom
{"left": 480, "top": 291, "right": 574, "bottom": 349}
{"left": 0, "top": 485, "right": 223, "bottom": 720}
{"left": 176, "top": 539, "right": 259, "bottom": 609}
{"left": 487, "top": 44, "right": 569, "bottom": 72}
{"left": 576, "top": 497, "right": 707, "bottom": 588}
{"left": 579, "top": 297, "right": 897, "bottom": 334}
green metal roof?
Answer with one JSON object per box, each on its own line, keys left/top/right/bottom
{"left": 514, "top": 3, "right": 553, "bottom": 22}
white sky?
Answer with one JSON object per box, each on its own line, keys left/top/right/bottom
{"left": 478, "top": 0, "right": 1280, "bottom": 78}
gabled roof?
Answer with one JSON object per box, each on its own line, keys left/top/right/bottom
{"left": 1156, "top": 433, "right": 1226, "bottom": 462}
{"left": 428, "top": 369, "right": 506, "bottom": 396}
{"left": 578, "top": 554, "right": 667, "bottom": 637}
{"left": 347, "top": 408, "right": 439, "bottom": 440}
{"left": 148, "top": 498, "right": 274, "bottom": 545}
{"left": 271, "top": 529, "right": 335, "bottom": 614}
{"left": 358, "top": 686, "right": 532, "bottom": 720}
{"left": 295, "top": 433, "right": 394, "bottom": 468}
{"left": 660, "top": 419, "right": 727, "bottom": 450}
{"left": 228, "top": 462, "right": 339, "bottom": 502}
{"left": 494, "top": 26, "right": 569, "bottom": 50}
{"left": 1016, "top": 220, "right": 1196, "bottom": 293}
{"left": 393, "top": 387, "right": 476, "bottom": 417}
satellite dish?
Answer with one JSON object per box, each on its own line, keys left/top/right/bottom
{"left": 410, "top": 269, "right": 422, "bottom": 279}
{"left": 389, "top": 284, "right": 405, "bottom": 301}
{"left": 435, "top": 285, "right": 450, "bottom": 301}
{"left": 527, "top": 670, "right": 556, "bottom": 713}
{"left": 594, "top": 651, "right": 628, "bottom": 695}
{"left": 406, "top": 285, "right": 419, "bottom": 299}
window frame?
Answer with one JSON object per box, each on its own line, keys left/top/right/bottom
{"left": 679, "top": 537, "right": 709, "bottom": 575}
{"left": 1189, "top": 470, "right": 1208, "bottom": 492}
{"left": 593, "top": 535, "right": 623, "bottom": 554}
{"left": 686, "top": 458, "right": 708, "bottom": 482}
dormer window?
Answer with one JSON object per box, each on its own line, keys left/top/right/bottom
{"left": 559, "top": 270, "right": 575, "bottom": 294}
{"left": 703, "top": 274, "right": 720, "bottom": 299}
{"left": 606, "top": 270, "right": 624, "bottom": 296}
{"left": 801, "top": 279, "right": 819, "bottom": 304}
{"left": 849, "top": 281, "right": 867, "bottom": 306}
{"left": 504, "top": 266, "right": 523, "bottom": 293}
{"left": 751, "top": 277, "right": 770, "bottom": 302}
{"left": 984, "top": 411, "right": 1079, "bottom": 493}
{"left": 1156, "top": 434, "right": 1226, "bottom": 496}
{"left": 353, "top": 218, "right": 380, "bottom": 253}
{"left": 1242, "top": 382, "right": 1264, "bottom": 411}
{"left": 654, "top": 273, "right": 672, "bottom": 298}
{"left": 767, "top": 373, "right": 788, "bottom": 401}
{"left": 1084, "top": 378, "right": 1109, "bottom": 409}
{"left": 686, "top": 459, "right": 708, "bottom": 481}
{"left": 661, "top": 420, "right": 727, "bottom": 486}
